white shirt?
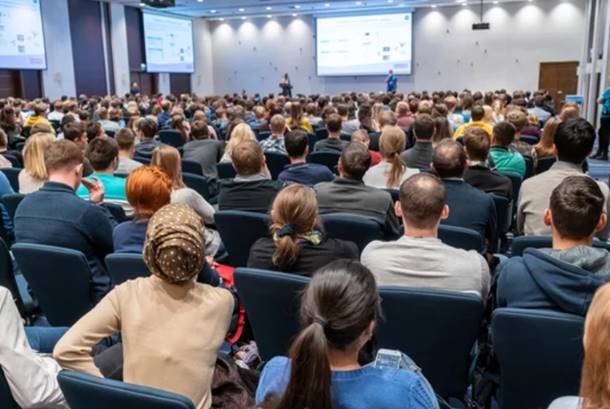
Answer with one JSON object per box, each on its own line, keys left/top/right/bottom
{"left": 362, "top": 160, "right": 419, "bottom": 189}
{"left": 0, "top": 287, "right": 67, "bottom": 409}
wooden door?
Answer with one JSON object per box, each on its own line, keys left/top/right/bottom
{"left": 539, "top": 61, "right": 579, "bottom": 112}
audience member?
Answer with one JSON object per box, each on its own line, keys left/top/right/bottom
{"left": 505, "top": 109, "right": 534, "bottom": 157}
{"left": 533, "top": 117, "right": 559, "bottom": 160}
{"left": 400, "top": 114, "right": 435, "bottom": 169}
{"left": 278, "top": 129, "right": 334, "bottom": 187}
{"left": 256, "top": 259, "right": 438, "bottom": 409}
{"left": 361, "top": 173, "right": 490, "bottom": 297}
{"left": 23, "top": 103, "right": 48, "bottom": 127}
{"left": 115, "top": 128, "right": 143, "bottom": 174}
{"left": 432, "top": 140, "right": 497, "bottom": 252}
{"left": 518, "top": 118, "right": 610, "bottom": 239}
{"left": 0, "top": 128, "right": 15, "bottom": 168}
{"left": 453, "top": 105, "right": 493, "bottom": 140}
{"left": 248, "top": 184, "right": 358, "bottom": 275}
{"left": 134, "top": 118, "right": 160, "bottom": 159}
{"left": 351, "top": 129, "right": 381, "bottom": 165}
{"left": 221, "top": 122, "right": 256, "bottom": 162}
{"left": 15, "top": 140, "right": 114, "bottom": 302}
{"left": 528, "top": 95, "right": 552, "bottom": 125}
{"left": 286, "top": 101, "right": 313, "bottom": 133}
{"left": 84, "top": 121, "right": 105, "bottom": 143}
{"left": 18, "top": 132, "right": 55, "bottom": 194}
{"left": 314, "top": 114, "right": 348, "bottom": 153}
{"left": 498, "top": 176, "right": 610, "bottom": 315}
{"left": 97, "top": 107, "right": 120, "bottom": 133}
{"left": 338, "top": 104, "right": 360, "bottom": 135}
{"left": 363, "top": 126, "right": 418, "bottom": 189}
{"left": 260, "top": 114, "right": 287, "bottom": 155}
{"left": 47, "top": 100, "right": 64, "bottom": 122}
{"left": 463, "top": 127, "right": 513, "bottom": 199}
{"left": 488, "top": 121, "right": 526, "bottom": 177}
{"left": 54, "top": 203, "right": 234, "bottom": 409}
{"left": 156, "top": 100, "right": 172, "bottom": 130}
{"left": 315, "top": 142, "right": 399, "bottom": 237}
{"left": 395, "top": 101, "right": 414, "bottom": 129}
{"left": 182, "top": 120, "right": 224, "bottom": 179}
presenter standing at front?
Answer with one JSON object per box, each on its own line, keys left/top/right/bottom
{"left": 280, "top": 73, "right": 293, "bottom": 98}
{"left": 385, "top": 69, "right": 397, "bottom": 93}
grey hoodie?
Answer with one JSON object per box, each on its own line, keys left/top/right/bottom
{"left": 540, "top": 246, "right": 610, "bottom": 276}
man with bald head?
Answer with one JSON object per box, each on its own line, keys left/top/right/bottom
{"left": 432, "top": 140, "right": 497, "bottom": 252}
{"left": 361, "top": 173, "right": 490, "bottom": 297}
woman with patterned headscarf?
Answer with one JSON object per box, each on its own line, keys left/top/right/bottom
{"left": 53, "top": 203, "right": 234, "bottom": 409}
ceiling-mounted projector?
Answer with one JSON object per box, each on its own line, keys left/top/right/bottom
{"left": 142, "top": 0, "right": 175, "bottom": 8}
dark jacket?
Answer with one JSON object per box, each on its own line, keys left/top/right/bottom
{"left": 182, "top": 139, "right": 225, "bottom": 179}
{"left": 442, "top": 179, "right": 497, "bottom": 252}
{"left": 278, "top": 163, "right": 335, "bottom": 187}
{"left": 248, "top": 235, "right": 359, "bottom": 276}
{"left": 134, "top": 139, "right": 160, "bottom": 159}
{"left": 463, "top": 164, "right": 513, "bottom": 201}
{"left": 400, "top": 141, "right": 433, "bottom": 170}
{"left": 496, "top": 248, "right": 610, "bottom": 316}
{"left": 314, "top": 177, "right": 399, "bottom": 238}
{"left": 313, "top": 138, "right": 348, "bottom": 153}
{"left": 14, "top": 182, "right": 115, "bottom": 302}
{"left": 217, "top": 178, "right": 282, "bottom": 213}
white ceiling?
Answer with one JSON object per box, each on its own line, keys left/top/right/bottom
{"left": 96, "top": 0, "right": 534, "bottom": 18}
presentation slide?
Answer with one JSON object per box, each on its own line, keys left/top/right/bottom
{"left": 316, "top": 13, "right": 412, "bottom": 76}
{"left": 143, "top": 12, "right": 194, "bottom": 73}
{"left": 0, "top": 0, "right": 46, "bottom": 70}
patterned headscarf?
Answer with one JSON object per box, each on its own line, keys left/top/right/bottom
{"left": 143, "top": 203, "right": 205, "bottom": 284}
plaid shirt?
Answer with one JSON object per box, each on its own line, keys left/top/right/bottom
{"left": 259, "top": 136, "right": 287, "bottom": 155}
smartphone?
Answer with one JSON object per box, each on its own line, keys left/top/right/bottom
{"left": 81, "top": 177, "right": 99, "bottom": 191}
{"left": 373, "top": 349, "right": 403, "bottom": 369}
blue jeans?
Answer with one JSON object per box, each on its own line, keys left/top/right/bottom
{"left": 25, "top": 327, "right": 69, "bottom": 353}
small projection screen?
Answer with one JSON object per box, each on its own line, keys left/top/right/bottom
{"left": 0, "top": 0, "right": 46, "bottom": 70}
{"left": 143, "top": 12, "right": 194, "bottom": 73}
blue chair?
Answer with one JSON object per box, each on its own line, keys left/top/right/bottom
{"left": 216, "top": 162, "right": 236, "bottom": 180}
{"left": 0, "top": 168, "right": 20, "bottom": 192}
{"left": 0, "top": 237, "right": 32, "bottom": 318}
{"left": 523, "top": 155, "right": 534, "bottom": 179}
{"left": 264, "top": 152, "right": 290, "bottom": 180}
{"left": 100, "top": 203, "right": 127, "bottom": 224}
{"left": 492, "top": 308, "right": 584, "bottom": 409}
{"left": 307, "top": 151, "right": 341, "bottom": 172}
{"left": 520, "top": 135, "right": 538, "bottom": 145}
{"left": 22, "top": 126, "right": 31, "bottom": 138}
{"left": 105, "top": 253, "right": 149, "bottom": 285}
{"left": 369, "top": 131, "right": 381, "bottom": 150}
{"left": 490, "top": 194, "right": 511, "bottom": 248}
{"left": 377, "top": 287, "right": 484, "bottom": 400}
{"left": 58, "top": 371, "right": 195, "bottom": 409}
{"left": 308, "top": 131, "right": 326, "bottom": 153}
{"left": 256, "top": 131, "right": 271, "bottom": 142}
{"left": 49, "top": 119, "right": 61, "bottom": 132}
{"left": 159, "top": 130, "right": 184, "bottom": 148}
{"left": 438, "top": 225, "right": 484, "bottom": 252}
{"left": 182, "top": 173, "right": 210, "bottom": 200}
{"left": 234, "top": 268, "right": 309, "bottom": 360}
{"left": 12, "top": 243, "right": 95, "bottom": 326}
{"left": 105, "top": 129, "right": 116, "bottom": 138}
{"left": 320, "top": 213, "right": 384, "bottom": 252}
{"left": 536, "top": 156, "right": 556, "bottom": 174}
{"left": 500, "top": 172, "right": 523, "bottom": 208}
{"left": 133, "top": 155, "right": 151, "bottom": 165}
{"left": 511, "top": 235, "right": 610, "bottom": 257}
{"left": 214, "top": 210, "right": 271, "bottom": 267}
{"left": 339, "top": 132, "right": 352, "bottom": 142}
{"left": 0, "top": 367, "right": 19, "bottom": 409}
{"left": 181, "top": 160, "right": 203, "bottom": 176}
{"left": 383, "top": 188, "right": 399, "bottom": 203}
{"left": 1, "top": 193, "right": 25, "bottom": 224}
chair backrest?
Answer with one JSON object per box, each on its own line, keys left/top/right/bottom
{"left": 216, "top": 162, "right": 236, "bottom": 180}
{"left": 22, "top": 126, "right": 31, "bottom": 138}
{"left": 2, "top": 154, "right": 20, "bottom": 168}
{"left": 58, "top": 371, "right": 195, "bottom": 409}
{"left": 181, "top": 160, "right": 203, "bottom": 176}
{"left": 0, "top": 168, "right": 20, "bottom": 192}
{"left": 214, "top": 210, "right": 271, "bottom": 267}
{"left": 234, "top": 268, "right": 309, "bottom": 360}
{"left": 511, "top": 235, "right": 610, "bottom": 257}
{"left": 1, "top": 193, "right": 25, "bottom": 225}
{"left": 490, "top": 194, "right": 511, "bottom": 237}
{"left": 182, "top": 173, "right": 210, "bottom": 200}
{"left": 500, "top": 172, "right": 522, "bottom": 209}
{"left": 536, "top": 156, "right": 556, "bottom": 174}
{"left": 0, "top": 237, "right": 26, "bottom": 317}
{"left": 523, "top": 155, "right": 534, "bottom": 179}
{"left": 256, "top": 131, "right": 271, "bottom": 142}
{"left": 133, "top": 155, "right": 151, "bottom": 165}
{"left": 105, "top": 129, "right": 116, "bottom": 138}
{"left": 311, "top": 129, "right": 328, "bottom": 151}
{"left": 306, "top": 151, "right": 341, "bottom": 172}
{"left": 105, "top": 253, "right": 149, "bottom": 285}
{"left": 100, "top": 202, "right": 127, "bottom": 224}
{"left": 492, "top": 308, "right": 584, "bottom": 409}
{"left": 0, "top": 367, "right": 20, "bottom": 409}
{"left": 339, "top": 132, "right": 351, "bottom": 141}
{"left": 158, "top": 130, "right": 184, "bottom": 148}
{"left": 320, "top": 213, "right": 384, "bottom": 252}
{"left": 383, "top": 188, "right": 399, "bottom": 203}
{"left": 264, "top": 152, "right": 290, "bottom": 180}
{"left": 438, "top": 225, "right": 484, "bottom": 252}
{"left": 377, "top": 286, "right": 484, "bottom": 399}
{"left": 520, "top": 135, "right": 539, "bottom": 146}
{"left": 12, "top": 243, "right": 95, "bottom": 326}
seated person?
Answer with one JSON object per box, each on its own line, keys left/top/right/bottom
{"left": 506, "top": 108, "right": 535, "bottom": 157}
{"left": 260, "top": 114, "right": 287, "bottom": 155}
{"left": 0, "top": 129, "right": 20, "bottom": 168}
{"left": 363, "top": 126, "right": 418, "bottom": 189}
{"left": 24, "top": 103, "right": 49, "bottom": 127}
{"left": 115, "top": 128, "right": 143, "bottom": 175}
{"left": 351, "top": 130, "right": 381, "bottom": 165}
{"left": 277, "top": 129, "right": 334, "bottom": 187}
{"left": 452, "top": 104, "right": 493, "bottom": 140}
{"left": 85, "top": 121, "right": 105, "bottom": 143}
{"left": 361, "top": 173, "right": 490, "bottom": 297}
{"left": 218, "top": 140, "right": 281, "bottom": 213}
{"left": 315, "top": 142, "right": 399, "bottom": 238}
{"left": 314, "top": 113, "right": 348, "bottom": 153}
{"left": 76, "top": 137, "right": 130, "bottom": 213}
{"left": 182, "top": 120, "right": 224, "bottom": 180}
{"left": 497, "top": 176, "right": 610, "bottom": 315}
{"left": 488, "top": 121, "right": 526, "bottom": 177}
{"left": 54, "top": 204, "right": 234, "bottom": 409}
{"left": 248, "top": 184, "right": 358, "bottom": 275}
{"left": 519, "top": 118, "right": 610, "bottom": 239}
{"left": 462, "top": 127, "right": 513, "bottom": 200}
{"left": 256, "top": 259, "right": 438, "bottom": 409}
{"left": 15, "top": 140, "right": 114, "bottom": 302}
{"left": 18, "top": 132, "right": 56, "bottom": 194}
{"left": 432, "top": 140, "right": 497, "bottom": 252}
{"left": 134, "top": 118, "right": 160, "bottom": 159}
{"left": 113, "top": 166, "right": 171, "bottom": 253}
{"left": 400, "top": 113, "right": 435, "bottom": 170}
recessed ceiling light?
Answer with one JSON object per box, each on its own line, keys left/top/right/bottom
{"left": 294, "top": 4, "right": 301, "bottom": 9}
{"left": 210, "top": 9, "right": 216, "bottom": 13}
{"left": 238, "top": 8, "right": 245, "bottom": 12}
{"left": 139, "top": 2, "right": 145, "bottom": 6}
{"left": 219, "top": 17, "right": 224, "bottom": 21}
{"left": 267, "top": 14, "right": 272, "bottom": 18}
{"left": 431, "top": 4, "right": 437, "bottom": 7}
{"left": 493, "top": 0, "right": 498, "bottom": 3}
{"left": 356, "top": 1, "right": 363, "bottom": 5}
{"left": 292, "top": 12, "right": 298, "bottom": 16}
{"left": 197, "top": 0, "right": 203, "bottom": 3}
{"left": 324, "top": 2, "right": 330, "bottom": 6}
{"left": 462, "top": 2, "right": 467, "bottom": 5}
{"left": 266, "top": 6, "right": 272, "bottom": 10}
{"left": 387, "top": 0, "right": 394, "bottom": 3}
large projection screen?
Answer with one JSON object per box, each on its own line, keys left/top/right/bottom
{"left": 0, "top": 0, "right": 46, "bottom": 70}
{"left": 316, "top": 13, "right": 412, "bottom": 76}
{"left": 143, "top": 12, "right": 194, "bottom": 73}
